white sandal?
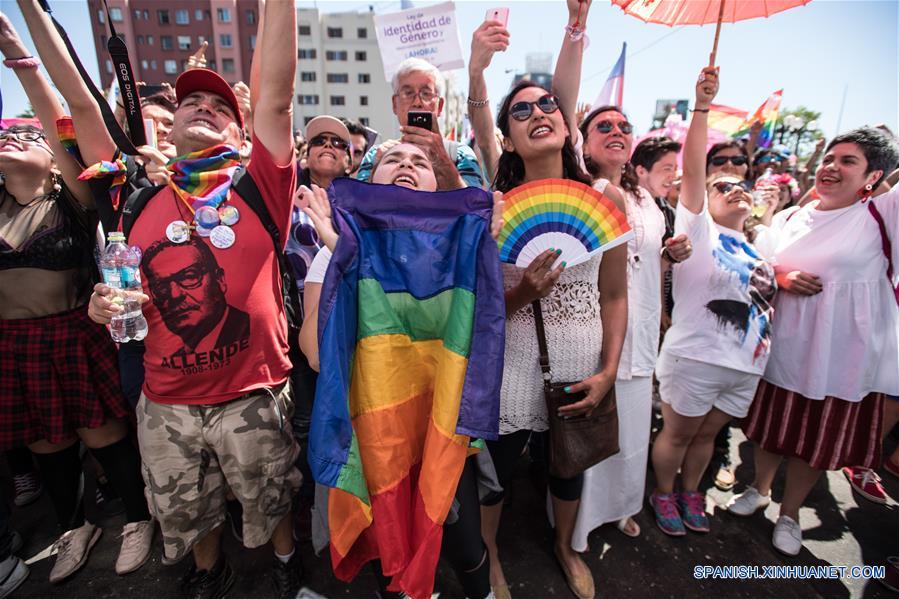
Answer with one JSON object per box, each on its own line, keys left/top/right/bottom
{"left": 616, "top": 516, "right": 641, "bottom": 538}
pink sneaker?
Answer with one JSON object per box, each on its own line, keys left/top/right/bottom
{"left": 842, "top": 466, "right": 887, "bottom": 504}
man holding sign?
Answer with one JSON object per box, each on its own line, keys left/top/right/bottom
{"left": 355, "top": 57, "right": 484, "bottom": 190}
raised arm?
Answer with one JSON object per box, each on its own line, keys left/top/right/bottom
{"left": 467, "top": 19, "right": 509, "bottom": 185}
{"left": 251, "top": 0, "right": 296, "bottom": 164}
{"left": 797, "top": 136, "right": 825, "bottom": 192}
{"left": 681, "top": 65, "right": 719, "bottom": 215}
{"left": 0, "top": 12, "right": 92, "bottom": 205}
{"left": 553, "top": 0, "right": 591, "bottom": 136}
{"left": 16, "top": 0, "right": 115, "bottom": 167}
{"left": 744, "top": 120, "right": 762, "bottom": 168}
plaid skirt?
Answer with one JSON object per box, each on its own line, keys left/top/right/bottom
{"left": 742, "top": 379, "right": 884, "bottom": 471}
{"left": 0, "top": 306, "right": 130, "bottom": 450}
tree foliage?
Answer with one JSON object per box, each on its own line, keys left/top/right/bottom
{"left": 773, "top": 106, "right": 824, "bottom": 160}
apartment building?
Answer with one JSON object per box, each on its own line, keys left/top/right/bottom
{"left": 293, "top": 8, "right": 397, "bottom": 139}
{"left": 86, "top": 0, "right": 258, "bottom": 88}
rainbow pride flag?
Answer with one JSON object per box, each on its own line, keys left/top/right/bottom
{"left": 733, "top": 90, "right": 783, "bottom": 149}
{"left": 309, "top": 178, "right": 505, "bottom": 599}
{"left": 707, "top": 104, "right": 749, "bottom": 137}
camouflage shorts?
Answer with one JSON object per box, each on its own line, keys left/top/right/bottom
{"left": 136, "top": 384, "right": 301, "bottom": 564}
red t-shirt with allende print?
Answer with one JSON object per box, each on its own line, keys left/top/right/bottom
{"left": 126, "top": 135, "right": 296, "bottom": 404}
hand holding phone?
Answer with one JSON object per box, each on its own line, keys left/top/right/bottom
{"left": 485, "top": 7, "right": 509, "bottom": 27}
{"left": 407, "top": 111, "right": 433, "bottom": 132}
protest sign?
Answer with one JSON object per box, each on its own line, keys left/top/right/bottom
{"left": 374, "top": 1, "right": 464, "bottom": 81}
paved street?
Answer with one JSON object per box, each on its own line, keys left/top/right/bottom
{"left": 8, "top": 427, "right": 898, "bottom": 599}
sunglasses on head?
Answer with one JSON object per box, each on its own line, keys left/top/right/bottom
{"left": 310, "top": 135, "right": 349, "bottom": 150}
{"left": 594, "top": 120, "right": 633, "bottom": 135}
{"left": 756, "top": 154, "right": 783, "bottom": 165}
{"left": 711, "top": 180, "right": 752, "bottom": 194}
{"left": 509, "top": 94, "right": 560, "bottom": 121}
{"left": 710, "top": 155, "right": 748, "bottom": 167}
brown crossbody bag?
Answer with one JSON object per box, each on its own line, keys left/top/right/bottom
{"left": 532, "top": 299, "right": 620, "bottom": 479}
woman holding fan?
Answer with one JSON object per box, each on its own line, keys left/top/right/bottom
{"left": 470, "top": 2, "right": 628, "bottom": 597}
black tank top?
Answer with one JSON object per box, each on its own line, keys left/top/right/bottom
{"left": 0, "top": 186, "right": 97, "bottom": 277}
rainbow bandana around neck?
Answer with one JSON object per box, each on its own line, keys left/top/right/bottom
{"left": 167, "top": 144, "right": 241, "bottom": 210}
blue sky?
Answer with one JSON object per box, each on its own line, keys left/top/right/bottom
{"left": 2, "top": 0, "right": 897, "bottom": 138}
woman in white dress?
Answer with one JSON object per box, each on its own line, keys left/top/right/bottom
{"left": 569, "top": 119, "right": 692, "bottom": 545}
{"left": 730, "top": 125, "right": 899, "bottom": 556}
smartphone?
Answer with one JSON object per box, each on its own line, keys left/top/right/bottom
{"left": 143, "top": 118, "right": 158, "bottom": 149}
{"left": 407, "top": 111, "right": 433, "bottom": 131}
{"left": 485, "top": 7, "right": 509, "bottom": 27}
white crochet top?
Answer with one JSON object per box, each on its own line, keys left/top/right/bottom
{"left": 498, "top": 182, "right": 608, "bottom": 434}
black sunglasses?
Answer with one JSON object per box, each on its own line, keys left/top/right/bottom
{"left": 710, "top": 155, "right": 748, "bottom": 167}
{"left": 509, "top": 94, "right": 560, "bottom": 121}
{"left": 711, "top": 180, "right": 752, "bottom": 194}
{"left": 594, "top": 120, "right": 633, "bottom": 135}
{"left": 310, "top": 135, "right": 349, "bottom": 150}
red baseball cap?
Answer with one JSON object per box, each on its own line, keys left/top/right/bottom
{"left": 175, "top": 68, "right": 244, "bottom": 128}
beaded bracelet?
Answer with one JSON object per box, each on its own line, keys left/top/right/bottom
{"left": 3, "top": 56, "right": 41, "bottom": 69}
{"left": 690, "top": 108, "right": 710, "bottom": 113}
{"left": 467, "top": 97, "right": 489, "bottom": 108}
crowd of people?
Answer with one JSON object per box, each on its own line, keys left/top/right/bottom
{"left": 1, "top": 0, "right": 898, "bottom": 598}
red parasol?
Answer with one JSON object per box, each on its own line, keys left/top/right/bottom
{"left": 611, "top": 0, "right": 812, "bottom": 64}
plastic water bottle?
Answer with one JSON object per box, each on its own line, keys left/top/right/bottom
{"left": 752, "top": 167, "right": 777, "bottom": 218}
{"left": 100, "top": 232, "right": 148, "bottom": 343}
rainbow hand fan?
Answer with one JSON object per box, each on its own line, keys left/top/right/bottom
{"left": 496, "top": 179, "right": 633, "bottom": 268}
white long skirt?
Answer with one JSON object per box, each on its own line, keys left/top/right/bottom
{"left": 560, "top": 376, "right": 653, "bottom": 552}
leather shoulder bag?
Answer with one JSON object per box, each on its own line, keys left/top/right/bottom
{"left": 532, "top": 299, "right": 620, "bottom": 479}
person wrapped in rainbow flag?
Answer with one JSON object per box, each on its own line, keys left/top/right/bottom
{"left": 301, "top": 144, "right": 505, "bottom": 599}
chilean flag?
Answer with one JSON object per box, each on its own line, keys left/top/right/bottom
{"left": 593, "top": 43, "right": 626, "bottom": 108}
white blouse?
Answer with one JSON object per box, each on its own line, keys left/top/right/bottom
{"left": 615, "top": 185, "right": 666, "bottom": 380}
{"left": 755, "top": 187, "right": 899, "bottom": 401}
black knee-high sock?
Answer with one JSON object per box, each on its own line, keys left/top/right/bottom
{"left": 6, "top": 446, "right": 36, "bottom": 476}
{"left": 90, "top": 436, "right": 151, "bottom": 523}
{"left": 456, "top": 551, "right": 490, "bottom": 599}
{"left": 33, "top": 444, "right": 85, "bottom": 532}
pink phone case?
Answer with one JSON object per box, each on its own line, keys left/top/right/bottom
{"left": 485, "top": 7, "right": 509, "bottom": 27}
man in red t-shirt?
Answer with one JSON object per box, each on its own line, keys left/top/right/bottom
{"left": 88, "top": 2, "right": 301, "bottom": 596}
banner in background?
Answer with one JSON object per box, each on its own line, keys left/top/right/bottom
{"left": 374, "top": 1, "right": 464, "bottom": 81}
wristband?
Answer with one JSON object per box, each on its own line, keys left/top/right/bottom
{"left": 3, "top": 56, "right": 41, "bottom": 69}
{"left": 691, "top": 108, "right": 710, "bottom": 113}
{"left": 467, "top": 97, "right": 489, "bottom": 108}
{"left": 564, "top": 24, "right": 586, "bottom": 42}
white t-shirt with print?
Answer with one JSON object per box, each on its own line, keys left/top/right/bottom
{"left": 660, "top": 199, "right": 776, "bottom": 375}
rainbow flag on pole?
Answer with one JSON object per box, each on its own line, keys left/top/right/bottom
{"left": 707, "top": 104, "right": 749, "bottom": 137}
{"left": 733, "top": 90, "right": 783, "bottom": 149}
{"left": 309, "top": 179, "right": 505, "bottom": 599}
